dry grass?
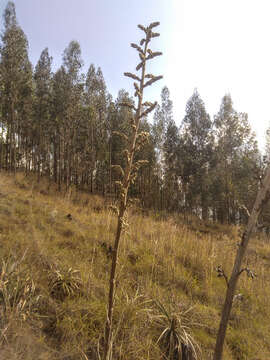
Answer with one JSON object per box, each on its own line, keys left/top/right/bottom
{"left": 0, "top": 171, "right": 269, "bottom": 359}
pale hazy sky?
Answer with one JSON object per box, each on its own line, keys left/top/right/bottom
{"left": 2, "top": 0, "right": 270, "bottom": 149}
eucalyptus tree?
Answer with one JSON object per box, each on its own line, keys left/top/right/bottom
{"left": 51, "top": 66, "right": 67, "bottom": 189}
{"left": 85, "top": 64, "right": 107, "bottom": 192}
{"left": 152, "top": 86, "right": 174, "bottom": 209}
{"left": 62, "top": 40, "right": 84, "bottom": 189}
{"left": 93, "top": 67, "right": 109, "bottom": 193}
{"left": 152, "top": 86, "right": 173, "bottom": 166}
{"left": 131, "top": 116, "right": 157, "bottom": 206}
{"left": 213, "top": 94, "right": 259, "bottom": 223}
{"left": 18, "top": 56, "right": 33, "bottom": 174}
{"left": 33, "top": 48, "right": 52, "bottom": 180}
{"left": 179, "top": 89, "right": 213, "bottom": 219}
{"left": 50, "top": 41, "right": 83, "bottom": 190}
{"left": 0, "top": 57, "right": 4, "bottom": 169}
{"left": 112, "top": 90, "right": 134, "bottom": 175}
{"left": 106, "top": 98, "right": 117, "bottom": 194}
{"left": 265, "top": 126, "right": 270, "bottom": 162}
{"left": 163, "top": 118, "right": 180, "bottom": 211}
{"left": 0, "top": 1, "right": 32, "bottom": 172}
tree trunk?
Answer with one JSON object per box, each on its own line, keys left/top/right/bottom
{"left": 213, "top": 164, "right": 270, "bottom": 360}
{"left": 53, "top": 139, "right": 58, "bottom": 183}
{"left": 58, "top": 136, "right": 61, "bottom": 192}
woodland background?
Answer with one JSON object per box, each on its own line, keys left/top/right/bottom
{"left": 0, "top": 2, "right": 269, "bottom": 225}
{"left": 2, "top": 3, "right": 270, "bottom": 360}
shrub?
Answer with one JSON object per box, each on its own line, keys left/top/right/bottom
{"left": 49, "top": 266, "right": 83, "bottom": 301}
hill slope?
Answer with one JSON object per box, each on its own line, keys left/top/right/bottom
{"left": 0, "top": 172, "right": 270, "bottom": 359}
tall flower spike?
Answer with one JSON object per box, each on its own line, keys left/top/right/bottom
{"left": 104, "top": 22, "right": 162, "bottom": 360}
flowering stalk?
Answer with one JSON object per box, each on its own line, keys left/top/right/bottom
{"left": 103, "top": 22, "right": 162, "bottom": 360}
{"left": 213, "top": 164, "right": 270, "bottom": 360}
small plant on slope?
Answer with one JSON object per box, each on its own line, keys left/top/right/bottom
{"left": 151, "top": 300, "right": 201, "bottom": 360}
{"left": 103, "top": 22, "right": 163, "bottom": 360}
{"left": 49, "top": 266, "right": 82, "bottom": 301}
{"left": 0, "top": 254, "right": 39, "bottom": 340}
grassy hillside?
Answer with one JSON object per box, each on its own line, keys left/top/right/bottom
{"left": 0, "top": 172, "right": 270, "bottom": 359}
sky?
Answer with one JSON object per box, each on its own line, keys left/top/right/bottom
{"left": 2, "top": 0, "right": 270, "bottom": 149}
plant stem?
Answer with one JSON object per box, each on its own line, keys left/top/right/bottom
{"left": 103, "top": 34, "right": 148, "bottom": 360}
{"left": 213, "top": 164, "right": 270, "bottom": 360}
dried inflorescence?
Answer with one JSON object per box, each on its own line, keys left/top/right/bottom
{"left": 238, "top": 267, "right": 257, "bottom": 279}
{"left": 216, "top": 264, "right": 257, "bottom": 288}
{"left": 113, "top": 22, "right": 163, "bottom": 198}
{"left": 104, "top": 22, "right": 163, "bottom": 360}
{"left": 216, "top": 265, "right": 229, "bottom": 287}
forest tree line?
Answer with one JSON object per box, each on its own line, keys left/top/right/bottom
{"left": 0, "top": 2, "right": 268, "bottom": 224}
